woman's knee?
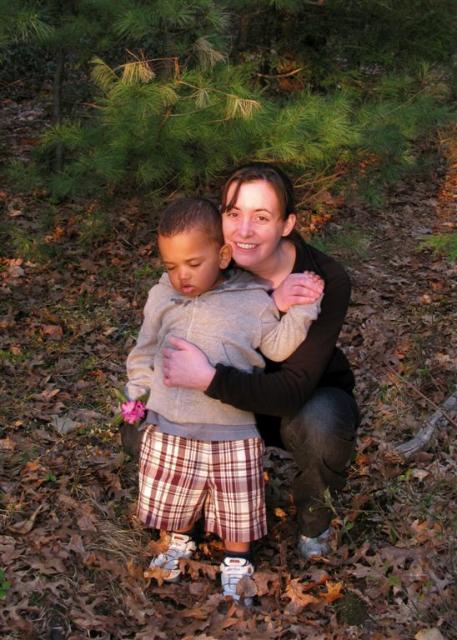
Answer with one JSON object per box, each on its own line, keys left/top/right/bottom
{"left": 280, "top": 387, "right": 359, "bottom": 462}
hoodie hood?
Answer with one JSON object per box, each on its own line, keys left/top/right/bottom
{"left": 158, "top": 268, "right": 270, "bottom": 297}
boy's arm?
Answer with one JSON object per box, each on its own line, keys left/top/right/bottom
{"left": 258, "top": 295, "right": 322, "bottom": 362}
{"left": 206, "top": 253, "right": 352, "bottom": 417}
{"left": 125, "top": 287, "right": 163, "bottom": 400}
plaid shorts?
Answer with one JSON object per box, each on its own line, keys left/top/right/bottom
{"left": 137, "top": 426, "right": 266, "bottom": 542}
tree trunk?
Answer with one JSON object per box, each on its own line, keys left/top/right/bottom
{"left": 53, "top": 47, "right": 65, "bottom": 172}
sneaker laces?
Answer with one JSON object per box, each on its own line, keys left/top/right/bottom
{"left": 220, "top": 557, "right": 254, "bottom": 601}
{"left": 150, "top": 532, "right": 196, "bottom": 575}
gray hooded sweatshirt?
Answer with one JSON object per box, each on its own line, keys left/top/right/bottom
{"left": 126, "top": 270, "right": 321, "bottom": 440}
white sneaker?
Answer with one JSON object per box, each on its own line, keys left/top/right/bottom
{"left": 220, "top": 557, "right": 255, "bottom": 605}
{"left": 297, "top": 527, "right": 331, "bottom": 560}
{"left": 149, "top": 532, "right": 196, "bottom": 582}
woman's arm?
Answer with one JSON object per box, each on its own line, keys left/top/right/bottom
{"left": 163, "top": 255, "right": 352, "bottom": 418}
{"left": 206, "top": 261, "right": 351, "bottom": 416}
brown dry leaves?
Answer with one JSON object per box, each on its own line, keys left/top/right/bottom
{"left": 1, "top": 95, "right": 456, "bottom": 639}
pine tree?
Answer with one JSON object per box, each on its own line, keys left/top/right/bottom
{"left": 3, "top": 0, "right": 456, "bottom": 203}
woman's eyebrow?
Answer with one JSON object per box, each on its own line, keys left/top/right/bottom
{"left": 229, "top": 205, "right": 272, "bottom": 213}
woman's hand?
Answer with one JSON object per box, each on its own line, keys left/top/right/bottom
{"left": 272, "top": 271, "right": 324, "bottom": 312}
{"left": 162, "top": 336, "right": 216, "bottom": 391}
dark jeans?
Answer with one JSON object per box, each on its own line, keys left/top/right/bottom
{"left": 277, "top": 387, "right": 359, "bottom": 538}
{"left": 121, "top": 387, "right": 359, "bottom": 539}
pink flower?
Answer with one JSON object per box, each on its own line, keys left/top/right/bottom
{"left": 121, "top": 400, "right": 146, "bottom": 425}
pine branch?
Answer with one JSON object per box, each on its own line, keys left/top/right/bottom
{"left": 193, "top": 36, "right": 226, "bottom": 71}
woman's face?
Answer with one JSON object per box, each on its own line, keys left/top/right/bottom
{"left": 222, "top": 179, "right": 296, "bottom": 274}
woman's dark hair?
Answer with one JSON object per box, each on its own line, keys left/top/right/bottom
{"left": 221, "top": 162, "right": 295, "bottom": 220}
{"left": 158, "top": 197, "right": 223, "bottom": 244}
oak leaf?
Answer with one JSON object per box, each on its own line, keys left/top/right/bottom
{"left": 321, "top": 580, "right": 344, "bottom": 604}
{"left": 181, "top": 558, "right": 219, "bottom": 580}
{"left": 143, "top": 565, "right": 167, "bottom": 586}
{"left": 253, "top": 570, "right": 280, "bottom": 596}
{"left": 236, "top": 575, "right": 257, "bottom": 598}
{"left": 284, "top": 578, "right": 320, "bottom": 614}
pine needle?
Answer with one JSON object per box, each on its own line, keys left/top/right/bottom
{"left": 193, "top": 36, "right": 226, "bottom": 71}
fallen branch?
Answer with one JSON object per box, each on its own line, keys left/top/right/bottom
{"left": 395, "top": 388, "right": 457, "bottom": 460}
{"left": 386, "top": 366, "right": 457, "bottom": 429}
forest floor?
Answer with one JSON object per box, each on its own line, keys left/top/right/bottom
{"left": 0, "top": 88, "right": 456, "bottom": 640}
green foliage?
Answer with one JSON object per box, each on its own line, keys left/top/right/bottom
{"left": 0, "top": 568, "right": 11, "bottom": 600}
{"left": 77, "top": 209, "right": 113, "bottom": 249}
{"left": 2, "top": 0, "right": 456, "bottom": 205}
{"left": 8, "top": 225, "right": 58, "bottom": 263}
{"left": 312, "top": 224, "right": 372, "bottom": 261}
{"left": 5, "top": 160, "right": 44, "bottom": 193}
{"left": 32, "top": 62, "right": 453, "bottom": 200}
{"left": 419, "top": 233, "right": 457, "bottom": 261}
{"left": 229, "top": 0, "right": 457, "bottom": 85}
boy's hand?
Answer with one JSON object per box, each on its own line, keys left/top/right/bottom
{"left": 272, "top": 271, "right": 324, "bottom": 312}
{"left": 162, "top": 336, "right": 216, "bottom": 391}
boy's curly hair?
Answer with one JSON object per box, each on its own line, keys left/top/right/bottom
{"left": 158, "top": 197, "right": 223, "bottom": 245}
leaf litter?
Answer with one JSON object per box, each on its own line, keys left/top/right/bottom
{"left": 0, "top": 92, "right": 456, "bottom": 639}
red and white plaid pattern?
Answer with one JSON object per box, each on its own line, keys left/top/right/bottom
{"left": 138, "top": 426, "right": 266, "bottom": 542}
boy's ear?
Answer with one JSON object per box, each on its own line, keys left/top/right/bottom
{"left": 282, "top": 213, "right": 296, "bottom": 237}
{"left": 219, "top": 243, "right": 232, "bottom": 269}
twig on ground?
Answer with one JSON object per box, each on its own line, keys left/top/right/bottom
{"left": 388, "top": 375, "right": 457, "bottom": 459}
{"left": 386, "top": 366, "right": 457, "bottom": 429}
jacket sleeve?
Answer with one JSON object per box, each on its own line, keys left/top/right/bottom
{"left": 205, "top": 258, "right": 351, "bottom": 417}
{"left": 125, "top": 286, "right": 163, "bottom": 401}
{"left": 258, "top": 296, "right": 322, "bottom": 362}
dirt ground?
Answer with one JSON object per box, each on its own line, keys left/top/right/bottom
{"left": 1, "top": 93, "right": 456, "bottom": 639}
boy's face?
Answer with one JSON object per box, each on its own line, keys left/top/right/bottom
{"left": 158, "top": 227, "right": 231, "bottom": 297}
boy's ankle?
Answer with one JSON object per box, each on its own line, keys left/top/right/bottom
{"left": 224, "top": 549, "right": 252, "bottom": 563}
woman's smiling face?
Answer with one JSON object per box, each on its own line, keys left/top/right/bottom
{"left": 222, "top": 179, "right": 296, "bottom": 274}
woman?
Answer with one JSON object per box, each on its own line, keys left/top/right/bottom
{"left": 162, "top": 162, "right": 360, "bottom": 559}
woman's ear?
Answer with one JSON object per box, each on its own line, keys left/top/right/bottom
{"left": 282, "top": 213, "right": 296, "bottom": 237}
{"left": 219, "top": 243, "right": 232, "bottom": 269}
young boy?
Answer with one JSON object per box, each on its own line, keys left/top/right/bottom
{"left": 125, "top": 197, "right": 323, "bottom": 602}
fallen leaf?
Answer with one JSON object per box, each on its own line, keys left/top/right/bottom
{"left": 39, "top": 387, "right": 60, "bottom": 400}
{"left": 8, "top": 504, "right": 43, "bottom": 535}
{"left": 182, "top": 606, "right": 211, "bottom": 620}
{"left": 126, "top": 559, "right": 144, "bottom": 580}
{"left": 321, "top": 580, "right": 344, "bottom": 604}
{"left": 41, "top": 324, "right": 63, "bottom": 340}
{"left": 145, "top": 530, "right": 171, "bottom": 556}
{"left": 188, "top": 582, "right": 208, "bottom": 597}
{"left": 284, "top": 578, "right": 320, "bottom": 614}
{"left": 415, "top": 629, "right": 447, "bottom": 640}
{"left": 7, "top": 263, "right": 24, "bottom": 277}
{"left": 236, "top": 575, "right": 257, "bottom": 598}
{"left": 50, "top": 415, "right": 81, "bottom": 435}
{"left": 411, "top": 468, "right": 430, "bottom": 481}
{"left": 181, "top": 558, "right": 219, "bottom": 580}
{"left": 253, "top": 570, "right": 280, "bottom": 596}
{"left": 0, "top": 437, "right": 15, "bottom": 451}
